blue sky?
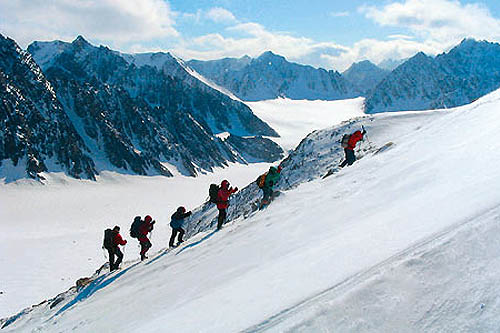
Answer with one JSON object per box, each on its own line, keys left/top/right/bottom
{"left": 2, "top": 0, "right": 500, "bottom": 70}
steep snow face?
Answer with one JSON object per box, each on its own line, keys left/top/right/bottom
{"left": 188, "top": 51, "right": 361, "bottom": 101}
{"left": 24, "top": 40, "right": 71, "bottom": 69}
{"left": 120, "top": 51, "right": 177, "bottom": 71}
{"left": 366, "top": 39, "right": 500, "bottom": 113}
{"left": 5, "top": 88, "right": 500, "bottom": 331}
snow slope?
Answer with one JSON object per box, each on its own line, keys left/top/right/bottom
{"left": 4, "top": 90, "right": 500, "bottom": 331}
{"left": 0, "top": 98, "right": 361, "bottom": 318}
{"left": 0, "top": 164, "right": 271, "bottom": 318}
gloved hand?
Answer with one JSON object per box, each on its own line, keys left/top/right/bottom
{"left": 234, "top": 187, "right": 239, "bottom": 192}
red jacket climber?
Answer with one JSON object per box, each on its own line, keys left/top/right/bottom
{"left": 217, "top": 180, "right": 238, "bottom": 210}
{"left": 346, "top": 130, "right": 364, "bottom": 150}
{"left": 216, "top": 180, "right": 238, "bottom": 230}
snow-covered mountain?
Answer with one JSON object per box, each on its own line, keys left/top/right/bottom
{"left": 0, "top": 34, "right": 97, "bottom": 181}
{"left": 0, "top": 34, "right": 283, "bottom": 181}
{"left": 342, "top": 60, "right": 390, "bottom": 94}
{"left": 188, "top": 51, "right": 361, "bottom": 101}
{"left": 4, "top": 86, "right": 500, "bottom": 331}
{"left": 365, "top": 38, "right": 500, "bottom": 113}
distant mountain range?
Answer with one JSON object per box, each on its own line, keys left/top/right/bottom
{"left": 365, "top": 39, "right": 500, "bottom": 113}
{"left": 188, "top": 52, "right": 361, "bottom": 101}
{"left": 0, "top": 34, "right": 282, "bottom": 181}
{"left": 188, "top": 39, "right": 500, "bottom": 114}
{"left": 3, "top": 32, "right": 500, "bottom": 181}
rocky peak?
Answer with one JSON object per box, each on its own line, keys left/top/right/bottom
{"left": 72, "top": 35, "right": 91, "bottom": 48}
{"left": 342, "top": 60, "right": 389, "bottom": 94}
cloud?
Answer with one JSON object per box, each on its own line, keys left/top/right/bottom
{"left": 330, "top": 11, "right": 350, "bottom": 17}
{"left": 321, "top": 38, "right": 441, "bottom": 71}
{"left": 360, "top": 0, "right": 500, "bottom": 44}
{"left": 0, "top": 0, "right": 178, "bottom": 48}
{"left": 388, "top": 34, "right": 415, "bottom": 40}
{"left": 174, "top": 1, "right": 500, "bottom": 71}
{"left": 182, "top": 10, "right": 202, "bottom": 24}
{"left": 4, "top": 0, "right": 498, "bottom": 73}
{"left": 206, "top": 7, "right": 237, "bottom": 24}
{"left": 173, "top": 22, "right": 347, "bottom": 69}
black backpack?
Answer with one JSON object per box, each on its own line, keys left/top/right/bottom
{"left": 209, "top": 184, "right": 220, "bottom": 203}
{"left": 103, "top": 229, "right": 115, "bottom": 249}
{"left": 130, "top": 216, "right": 142, "bottom": 238}
{"left": 341, "top": 134, "right": 351, "bottom": 148}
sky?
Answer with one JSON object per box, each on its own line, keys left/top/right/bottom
{"left": 1, "top": 0, "right": 500, "bottom": 71}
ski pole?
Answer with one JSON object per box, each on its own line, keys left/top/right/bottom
{"left": 102, "top": 247, "right": 108, "bottom": 259}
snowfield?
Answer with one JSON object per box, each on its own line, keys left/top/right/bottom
{"left": 0, "top": 98, "right": 360, "bottom": 319}
{"left": 2, "top": 92, "right": 500, "bottom": 331}
{"left": 247, "top": 97, "right": 365, "bottom": 150}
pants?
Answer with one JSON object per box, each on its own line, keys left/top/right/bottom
{"left": 107, "top": 247, "right": 123, "bottom": 271}
{"left": 217, "top": 208, "right": 227, "bottom": 230}
{"left": 139, "top": 238, "right": 152, "bottom": 260}
{"left": 340, "top": 148, "right": 356, "bottom": 167}
{"left": 169, "top": 227, "right": 185, "bottom": 247}
{"left": 262, "top": 186, "right": 273, "bottom": 204}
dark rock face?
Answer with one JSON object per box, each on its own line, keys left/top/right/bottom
{"left": 225, "top": 135, "right": 284, "bottom": 163}
{"left": 0, "top": 34, "right": 283, "bottom": 181}
{"left": 0, "top": 34, "right": 96, "bottom": 181}
{"left": 365, "top": 39, "right": 500, "bottom": 113}
{"left": 188, "top": 51, "right": 360, "bottom": 101}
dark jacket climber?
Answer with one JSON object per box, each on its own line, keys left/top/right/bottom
{"left": 106, "top": 226, "right": 127, "bottom": 271}
{"left": 216, "top": 180, "right": 238, "bottom": 230}
{"left": 260, "top": 165, "right": 282, "bottom": 208}
{"left": 170, "top": 206, "right": 192, "bottom": 247}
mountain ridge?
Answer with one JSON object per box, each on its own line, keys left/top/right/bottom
{"left": 365, "top": 38, "right": 500, "bottom": 113}
{"left": 0, "top": 34, "right": 283, "bottom": 181}
{"left": 187, "top": 51, "right": 361, "bottom": 101}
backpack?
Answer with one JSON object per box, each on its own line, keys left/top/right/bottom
{"left": 341, "top": 134, "right": 351, "bottom": 148}
{"left": 209, "top": 184, "right": 220, "bottom": 203}
{"left": 103, "top": 229, "right": 115, "bottom": 249}
{"left": 130, "top": 216, "right": 142, "bottom": 238}
{"left": 256, "top": 173, "right": 268, "bottom": 188}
